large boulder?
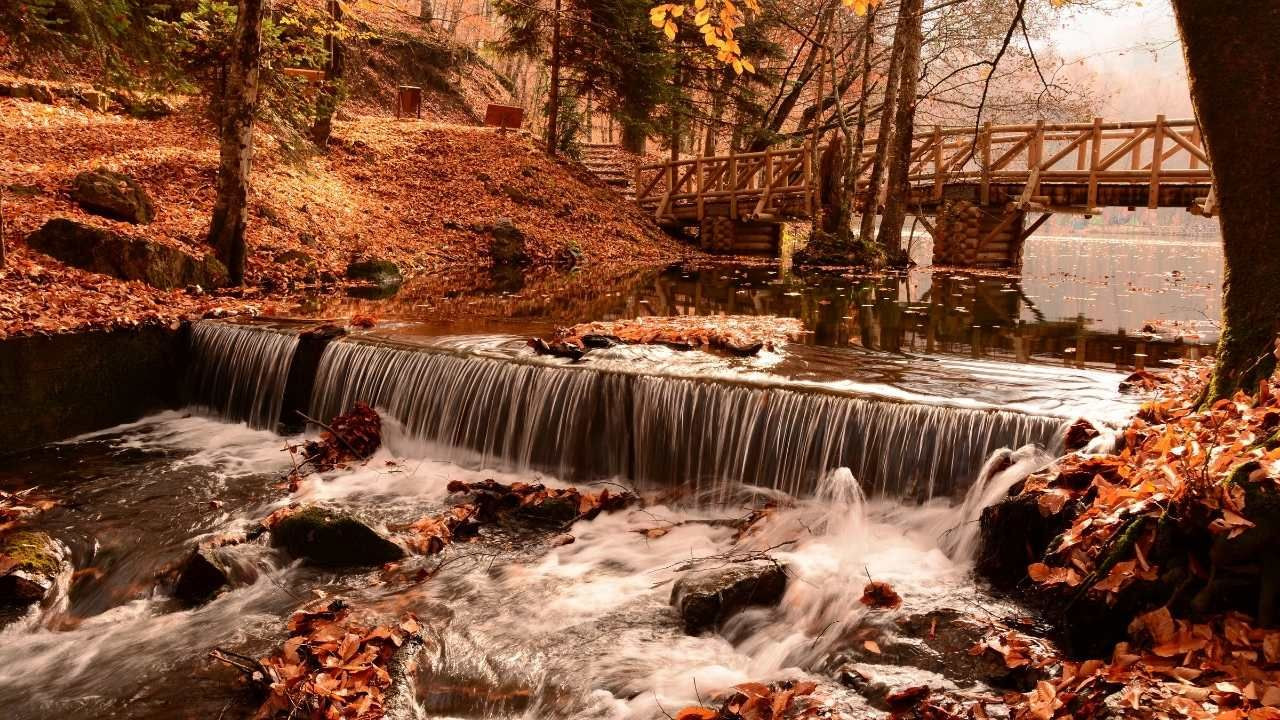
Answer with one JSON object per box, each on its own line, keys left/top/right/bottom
{"left": 27, "top": 218, "right": 227, "bottom": 289}
{"left": 0, "top": 531, "right": 66, "bottom": 608}
{"left": 489, "top": 218, "right": 529, "bottom": 266}
{"left": 270, "top": 506, "right": 405, "bottom": 568}
{"left": 71, "top": 168, "right": 155, "bottom": 224}
{"left": 670, "top": 558, "right": 788, "bottom": 635}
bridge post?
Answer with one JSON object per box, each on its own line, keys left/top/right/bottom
{"left": 1148, "top": 114, "right": 1165, "bottom": 209}
{"left": 980, "top": 121, "right": 992, "bottom": 206}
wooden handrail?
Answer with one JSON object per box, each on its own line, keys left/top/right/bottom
{"left": 634, "top": 116, "right": 1214, "bottom": 221}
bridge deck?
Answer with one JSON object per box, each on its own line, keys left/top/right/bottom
{"left": 635, "top": 116, "right": 1216, "bottom": 263}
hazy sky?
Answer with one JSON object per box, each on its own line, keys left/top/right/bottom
{"left": 1042, "top": 0, "right": 1192, "bottom": 117}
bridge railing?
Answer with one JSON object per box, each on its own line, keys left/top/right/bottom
{"left": 903, "top": 116, "right": 1211, "bottom": 211}
{"left": 636, "top": 116, "right": 1213, "bottom": 221}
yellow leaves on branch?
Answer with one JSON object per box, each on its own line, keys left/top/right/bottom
{"left": 652, "top": 0, "right": 879, "bottom": 73}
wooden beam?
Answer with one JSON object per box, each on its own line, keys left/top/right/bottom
{"left": 1148, "top": 114, "right": 1165, "bottom": 209}
{"left": 1019, "top": 212, "right": 1053, "bottom": 242}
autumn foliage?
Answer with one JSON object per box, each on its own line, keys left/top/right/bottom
{"left": 556, "top": 314, "right": 804, "bottom": 355}
{"left": 990, "top": 361, "right": 1280, "bottom": 718}
{"left": 215, "top": 599, "right": 423, "bottom": 720}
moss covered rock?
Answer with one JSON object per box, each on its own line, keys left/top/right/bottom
{"left": 270, "top": 507, "right": 405, "bottom": 568}
{"left": 27, "top": 219, "right": 228, "bottom": 289}
{"left": 71, "top": 168, "right": 155, "bottom": 224}
{"left": 345, "top": 259, "right": 403, "bottom": 288}
{"left": 0, "top": 531, "right": 66, "bottom": 607}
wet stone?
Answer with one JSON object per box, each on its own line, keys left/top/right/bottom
{"left": 670, "top": 557, "right": 788, "bottom": 635}
{"left": 0, "top": 531, "right": 66, "bottom": 608}
{"left": 270, "top": 506, "right": 405, "bottom": 568}
{"left": 173, "top": 538, "right": 263, "bottom": 605}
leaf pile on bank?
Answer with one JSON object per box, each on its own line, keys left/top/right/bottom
{"left": 985, "top": 360, "right": 1280, "bottom": 718}
{"left": 551, "top": 315, "right": 806, "bottom": 356}
{"left": 214, "top": 599, "right": 422, "bottom": 720}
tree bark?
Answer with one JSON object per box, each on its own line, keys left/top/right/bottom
{"left": 621, "top": 118, "right": 646, "bottom": 153}
{"left": 545, "top": 0, "right": 563, "bottom": 156}
{"left": 311, "top": 0, "right": 344, "bottom": 147}
{"left": 207, "top": 0, "right": 265, "bottom": 287}
{"left": 860, "top": 0, "right": 908, "bottom": 243}
{"left": 1171, "top": 1, "right": 1280, "bottom": 400}
{"left": 875, "top": 0, "right": 923, "bottom": 265}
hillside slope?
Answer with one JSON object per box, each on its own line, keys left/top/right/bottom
{"left": 0, "top": 97, "right": 685, "bottom": 338}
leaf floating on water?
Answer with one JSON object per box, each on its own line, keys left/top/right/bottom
{"left": 859, "top": 580, "right": 902, "bottom": 610}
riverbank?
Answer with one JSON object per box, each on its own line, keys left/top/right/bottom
{"left": 0, "top": 92, "right": 688, "bottom": 339}
{"left": 976, "top": 358, "right": 1280, "bottom": 718}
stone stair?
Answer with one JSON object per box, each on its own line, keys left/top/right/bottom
{"left": 579, "top": 143, "right": 636, "bottom": 201}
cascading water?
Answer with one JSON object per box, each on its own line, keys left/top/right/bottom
{"left": 0, "top": 323, "right": 1124, "bottom": 720}
{"left": 310, "top": 337, "right": 1067, "bottom": 499}
{"left": 185, "top": 322, "right": 301, "bottom": 430}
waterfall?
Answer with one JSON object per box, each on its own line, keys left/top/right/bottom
{"left": 185, "top": 322, "right": 301, "bottom": 430}
{"left": 310, "top": 338, "right": 1067, "bottom": 499}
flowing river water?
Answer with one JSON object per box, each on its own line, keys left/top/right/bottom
{"left": 0, "top": 238, "right": 1212, "bottom": 719}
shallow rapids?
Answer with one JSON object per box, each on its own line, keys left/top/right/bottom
{"left": 0, "top": 412, "right": 1050, "bottom": 720}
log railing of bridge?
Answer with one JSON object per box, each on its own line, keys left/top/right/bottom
{"left": 635, "top": 115, "right": 1215, "bottom": 222}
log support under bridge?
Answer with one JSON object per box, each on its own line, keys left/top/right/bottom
{"left": 927, "top": 201, "right": 1029, "bottom": 267}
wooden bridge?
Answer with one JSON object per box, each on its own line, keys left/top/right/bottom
{"left": 635, "top": 116, "right": 1216, "bottom": 265}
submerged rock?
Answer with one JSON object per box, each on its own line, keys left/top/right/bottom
{"left": 27, "top": 218, "right": 228, "bottom": 289}
{"left": 270, "top": 506, "right": 405, "bottom": 567}
{"left": 0, "top": 531, "right": 66, "bottom": 607}
{"left": 670, "top": 557, "right": 788, "bottom": 635}
{"left": 71, "top": 168, "right": 155, "bottom": 224}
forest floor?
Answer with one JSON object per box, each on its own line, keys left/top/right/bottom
{"left": 0, "top": 89, "right": 688, "bottom": 339}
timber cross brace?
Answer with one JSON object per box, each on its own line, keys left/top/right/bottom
{"left": 634, "top": 116, "right": 1215, "bottom": 265}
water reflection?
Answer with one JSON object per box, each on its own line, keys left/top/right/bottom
{"left": 282, "top": 234, "right": 1221, "bottom": 372}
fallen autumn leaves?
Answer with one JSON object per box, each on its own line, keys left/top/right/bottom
{"left": 213, "top": 599, "right": 423, "bottom": 720}
{"left": 978, "top": 361, "right": 1280, "bottom": 719}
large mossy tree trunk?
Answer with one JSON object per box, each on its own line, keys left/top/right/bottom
{"left": 874, "top": 0, "right": 923, "bottom": 266}
{"left": 207, "top": 0, "right": 265, "bottom": 287}
{"left": 1171, "top": 1, "right": 1280, "bottom": 401}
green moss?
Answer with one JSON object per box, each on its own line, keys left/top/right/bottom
{"left": 2, "top": 532, "right": 61, "bottom": 576}
{"left": 271, "top": 506, "right": 404, "bottom": 567}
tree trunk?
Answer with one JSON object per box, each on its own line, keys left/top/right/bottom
{"left": 860, "top": 0, "right": 908, "bottom": 243}
{"left": 846, "top": 7, "right": 875, "bottom": 242}
{"left": 621, "top": 117, "right": 646, "bottom": 153}
{"left": 207, "top": 0, "right": 265, "bottom": 287}
{"left": 1171, "top": 1, "right": 1280, "bottom": 400}
{"left": 545, "top": 0, "right": 562, "bottom": 156}
{"left": 311, "top": 0, "right": 344, "bottom": 147}
{"left": 874, "top": 0, "right": 923, "bottom": 265}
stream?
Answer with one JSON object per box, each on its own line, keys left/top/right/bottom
{"left": 0, "top": 242, "right": 1206, "bottom": 719}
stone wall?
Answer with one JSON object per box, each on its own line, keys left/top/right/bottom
{"left": 0, "top": 326, "right": 188, "bottom": 455}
